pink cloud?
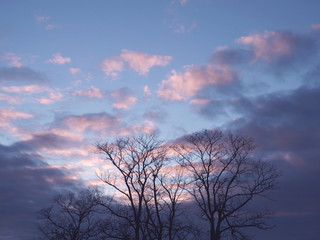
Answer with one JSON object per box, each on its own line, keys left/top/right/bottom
{"left": 72, "top": 80, "right": 82, "bottom": 86}
{"left": 35, "top": 91, "right": 64, "bottom": 105}
{"left": 0, "top": 109, "right": 34, "bottom": 120}
{"left": 0, "top": 53, "right": 23, "bottom": 67}
{"left": 158, "top": 64, "right": 236, "bottom": 101}
{"left": 35, "top": 15, "right": 58, "bottom": 30}
{"left": 0, "top": 84, "right": 49, "bottom": 94}
{"left": 189, "top": 98, "right": 211, "bottom": 105}
{"left": 180, "top": 0, "right": 189, "bottom": 6}
{"left": 0, "top": 93, "right": 23, "bottom": 104}
{"left": 30, "top": 114, "right": 158, "bottom": 165}
{"left": 41, "top": 147, "right": 90, "bottom": 157}
{"left": 35, "top": 15, "right": 50, "bottom": 23}
{"left": 0, "top": 84, "right": 65, "bottom": 105}
{"left": 101, "top": 57, "right": 124, "bottom": 78}
{"left": 120, "top": 49, "right": 172, "bottom": 75}
{"left": 237, "top": 31, "right": 294, "bottom": 62}
{"left": 172, "top": 23, "right": 197, "bottom": 34}
{"left": 47, "top": 53, "right": 71, "bottom": 65}
{"left": 61, "top": 114, "right": 122, "bottom": 134}
{"left": 110, "top": 88, "right": 138, "bottom": 110}
{"left": 143, "top": 85, "right": 152, "bottom": 97}
{"left": 35, "top": 97, "right": 54, "bottom": 105}
{"left": 45, "top": 24, "right": 57, "bottom": 30}
{"left": 73, "top": 87, "right": 104, "bottom": 99}
{"left": 56, "top": 113, "right": 156, "bottom": 139}
{"left": 129, "top": 120, "right": 156, "bottom": 135}
{"left": 101, "top": 50, "right": 172, "bottom": 78}
{"left": 45, "top": 128, "right": 83, "bottom": 142}
{"left": 0, "top": 109, "right": 35, "bottom": 140}
{"left": 311, "top": 24, "right": 320, "bottom": 30}
{"left": 69, "top": 68, "right": 82, "bottom": 74}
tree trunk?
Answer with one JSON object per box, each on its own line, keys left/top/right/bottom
{"left": 210, "top": 221, "right": 221, "bottom": 240}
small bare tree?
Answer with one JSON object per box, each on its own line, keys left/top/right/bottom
{"left": 38, "top": 188, "right": 102, "bottom": 240}
{"left": 158, "top": 168, "right": 188, "bottom": 240}
{"left": 175, "top": 129, "right": 279, "bottom": 240}
{"left": 142, "top": 166, "right": 188, "bottom": 240}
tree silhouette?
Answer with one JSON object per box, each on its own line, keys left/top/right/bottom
{"left": 96, "top": 134, "right": 193, "bottom": 240}
{"left": 38, "top": 189, "right": 103, "bottom": 240}
{"left": 174, "top": 129, "right": 280, "bottom": 240}
{"left": 38, "top": 131, "right": 279, "bottom": 240}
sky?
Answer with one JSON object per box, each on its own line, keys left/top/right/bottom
{"left": 0, "top": 0, "right": 320, "bottom": 239}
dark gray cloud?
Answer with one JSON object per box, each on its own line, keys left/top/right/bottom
{"left": 192, "top": 85, "right": 320, "bottom": 238}
{"left": 259, "top": 31, "right": 317, "bottom": 70}
{"left": 212, "top": 47, "right": 252, "bottom": 65}
{"left": 219, "top": 86, "right": 320, "bottom": 239}
{"left": 0, "top": 66, "right": 47, "bottom": 83}
{"left": 192, "top": 30, "right": 320, "bottom": 237}
{"left": 0, "top": 142, "right": 83, "bottom": 240}
{"left": 12, "top": 133, "right": 81, "bottom": 151}
{"left": 304, "top": 63, "right": 320, "bottom": 88}
{"left": 232, "top": 86, "right": 320, "bottom": 156}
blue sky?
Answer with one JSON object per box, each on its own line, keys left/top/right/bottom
{"left": 1, "top": 0, "right": 320, "bottom": 239}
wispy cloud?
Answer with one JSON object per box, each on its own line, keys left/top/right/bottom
{"left": 171, "top": 22, "right": 197, "bottom": 34}
{"left": 35, "top": 15, "right": 58, "bottom": 30}
{"left": 35, "top": 15, "right": 50, "bottom": 23}
{"left": 47, "top": 112, "right": 157, "bottom": 141}
{"left": 70, "top": 67, "right": 82, "bottom": 74}
{"left": 45, "top": 24, "right": 57, "bottom": 30}
{"left": 0, "top": 84, "right": 49, "bottom": 94}
{"left": 179, "top": 0, "right": 189, "bottom": 6}
{"left": 0, "top": 108, "right": 35, "bottom": 139}
{"left": 0, "top": 84, "right": 66, "bottom": 106}
{"left": 167, "top": 0, "right": 197, "bottom": 33}
{"left": 110, "top": 87, "right": 138, "bottom": 109}
{"left": 0, "top": 53, "right": 23, "bottom": 67}
{"left": 0, "top": 108, "right": 34, "bottom": 120}
{"left": 60, "top": 113, "right": 121, "bottom": 134}
{"left": 143, "top": 85, "right": 152, "bottom": 97}
{"left": 47, "top": 53, "right": 71, "bottom": 65}
{"left": 189, "top": 98, "right": 211, "bottom": 105}
{"left": 0, "top": 93, "right": 23, "bottom": 104}
{"left": 102, "top": 50, "right": 172, "bottom": 78}
{"left": 73, "top": 87, "right": 104, "bottom": 99}
{"left": 34, "top": 91, "right": 64, "bottom": 105}
{"left": 129, "top": 120, "right": 156, "bottom": 135}
{"left": 311, "top": 24, "right": 320, "bottom": 30}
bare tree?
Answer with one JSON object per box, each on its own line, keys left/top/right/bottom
{"left": 96, "top": 134, "right": 195, "bottom": 240}
{"left": 174, "top": 129, "right": 279, "bottom": 240}
{"left": 38, "top": 188, "right": 103, "bottom": 240}
{"left": 96, "top": 134, "right": 169, "bottom": 240}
